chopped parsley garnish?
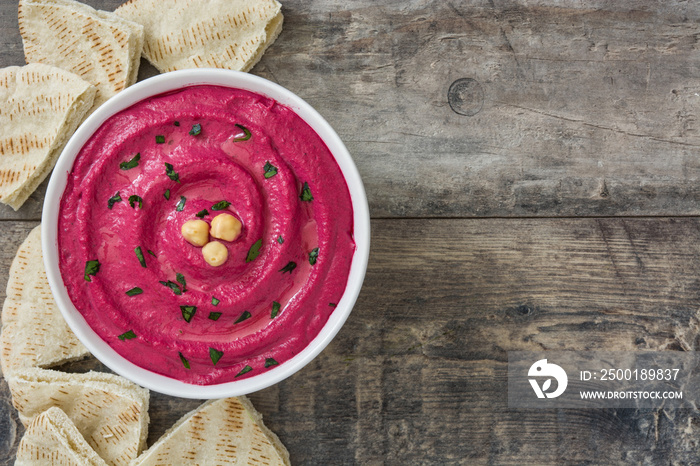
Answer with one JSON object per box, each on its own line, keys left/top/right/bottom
{"left": 211, "top": 200, "right": 231, "bottom": 211}
{"left": 279, "top": 262, "right": 297, "bottom": 274}
{"left": 164, "top": 189, "right": 170, "bottom": 200}
{"left": 165, "top": 163, "right": 180, "bottom": 183}
{"left": 246, "top": 239, "right": 262, "bottom": 263}
{"left": 235, "top": 365, "right": 252, "bottom": 377}
{"left": 196, "top": 209, "right": 209, "bottom": 218}
{"left": 209, "top": 347, "right": 224, "bottom": 365}
{"left": 128, "top": 195, "right": 143, "bottom": 209}
{"left": 309, "top": 247, "right": 319, "bottom": 265}
{"left": 125, "top": 287, "right": 143, "bottom": 296}
{"left": 271, "top": 301, "right": 281, "bottom": 319}
{"left": 208, "top": 312, "right": 222, "bottom": 321}
{"left": 174, "top": 121, "right": 180, "bottom": 127}
{"left": 108, "top": 192, "right": 122, "bottom": 209}
{"left": 178, "top": 352, "right": 190, "bottom": 369}
{"left": 265, "top": 358, "right": 279, "bottom": 368}
{"left": 147, "top": 250, "right": 157, "bottom": 257}
{"left": 176, "top": 273, "right": 187, "bottom": 292}
{"left": 118, "top": 330, "right": 136, "bottom": 341}
{"left": 235, "top": 311, "right": 252, "bottom": 323}
{"left": 84, "top": 260, "right": 100, "bottom": 282}
{"left": 233, "top": 124, "right": 251, "bottom": 142}
{"left": 300, "top": 182, "right": 313, "bottom": 201}
{"left": 155, "top": 135, "right": 165, "bottom": 144}
{"left": 189, "top": 123, "right": 202, "bottom": 136}
{"left": 134, "top": 247, "right": 147, "bottom": 268}
{"left": 119, "top": 153, "right": 140, "bottom": 170}
{"left": 277, "top": 236, "right": 284, "bottom": 244}
{"left": 329, "top": 303, "right": 337, "bottom": 307}
{"left": 176, "top": 196, "right": 186, "bottom": 212}
{"left": 212, "top": 297, "right": 220, "bottom": 306}
{"left": 159, "top": 280, "right": 182, "bottom": 295}
{"left": 181, "top": 305, "right": 196, "bottom": 323}
{"left": 263, "top": 161, "right": 278, "bottom": 179}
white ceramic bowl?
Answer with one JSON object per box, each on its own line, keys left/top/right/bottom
{"left": 42, "top": 69, "right": 370, "bottom": 399}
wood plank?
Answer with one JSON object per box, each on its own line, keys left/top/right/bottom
{"left": 2, "top": 218, "right": 700, "bottom": 463}
{"left": 3, "top": 1, "right": 700, "bottom": 218}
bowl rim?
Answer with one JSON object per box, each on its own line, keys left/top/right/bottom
{"left": 41, "top": 69, "right": 370, "bottom": 399}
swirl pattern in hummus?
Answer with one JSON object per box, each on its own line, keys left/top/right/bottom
{"left": 58, "top": 86, "right": 355, "bottom": 385}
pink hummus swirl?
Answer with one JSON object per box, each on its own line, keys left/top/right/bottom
{"left": 58, "top": 85, "right": 355, "bottom": 385}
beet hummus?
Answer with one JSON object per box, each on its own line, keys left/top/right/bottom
{"left": 58, "top": 85, "right": 355, "bottom": 385}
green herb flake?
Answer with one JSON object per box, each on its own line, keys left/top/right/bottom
{"left": 165, "top": 163, "right": 180, "bottom": 183}
{"left": 265, "top": 358, "right": 279, "bottom": 368}
{"left": 119, "top": 153, "right": 140, "bottom": 170}
{"left": 212, "top": 297, "right": 220, "bottom": 306}
{"left": 164, "top": 189, "right": 171, "bottom": 200}
{"left": 176, "top": 273, "right": 187, "bottom": 292}
{"left": 209, "top": 347, "right": 224, "bottom": 365}
{"left": 211, "top": 200, "right": 231, "bottom": 211}
{"left": 263, "top": 161, "right": 278, "bottom": 179}
{"left": 126, "top": 287, "right": 143, "bottom": 296}
{"left": 309, "top": 247, "right": 319, "bottom": 265}
{"left": 208, "top": 312, "right": 222, "bottom": 321}
{"left": 233, "top": 123, "right": 251, "bottom": 142}
{"left": 176, "top": 196, "right": 186, "bottom": 212}
{"left": 128, "top": 195, "right": 143, "bottom": 209}
{"left": 271, "top": 301, "right": 281, "bottom": 319}
{"left": 134, "top": 247, "right": 147, "bottom": 268}
{"left": 147, "top": 250, "right": 157, "bottom": 257}
{"left": 277, "top": 236, "right": 284, "bottom": 244}
{"left": 195, "top": 209, "right": 209, "bottom": 218}
{"left": 180, "top": 305, "right": 197, "bottom": 323}
{"left": 84, "top": 260, "right": 100, "bottom": 282}
{"left": 159, "top": 280, "right": 182, "bottom": 295}
{"left": 155, "top": 135, "right": 165, "bottom": 144}
{"left": 118, "top": 330, "right": 136, "bottom": 341}
{"left": 189, "top": 123, "right": 202, "bottom": 136}
{"left": 235, "top": 311, "right": 252, "bottom": 324}
{"left": 174, "top": 121, "right": 180, "bottom": 127}
{"left": 329, "top": 303, "right": 337, "bottom": 307}
{"left": 279, "top": 262, "right": 297, "bottom": 274}
{"left": 300, "top": 182, "right": 314, "bottom": 201}
{"left": 246, "top": 239, "right": 263, "bottom": 263}
{"left": 178, "top": 352, "right": 190, "bottom": 369}
{"left": 108, "top": 192, "right": 122, "bottom": 209}
{"left": 235, "top": 365, "right": 252, "bottom": 377}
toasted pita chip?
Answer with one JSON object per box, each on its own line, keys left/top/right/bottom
{"left": 7, "top": 367, "right": 149, "bottom": 466}
{"left": 134, "top": 396, "right": 290, "bottom": 466}
{"left": 16, "top": 406, "right": 108, "bottom": 466}
{"left": 19, "top": 0, "right": 144, "bottom": 110}
{"left": 115, "top": 0, "right": 282, "bottom": 73}
{"left": 0, "top": 225, "right": 89, "bottom": 375}
{"left": 0, "top": 63, "right": 95, "bottom": 210}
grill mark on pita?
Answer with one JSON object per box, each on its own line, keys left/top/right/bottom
{"left": 0, "top": 133, "right": 49, "bottom": 156}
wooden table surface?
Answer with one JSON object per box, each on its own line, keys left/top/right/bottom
{"left": 3, "top": 0, "right": 700, "bottom": 464}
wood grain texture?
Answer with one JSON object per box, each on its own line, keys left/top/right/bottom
{"left": 2, "top": 1, "right": 700, "bottom": 218}
{"left": 2, "top": 218, "right": 700, "bottom": 463}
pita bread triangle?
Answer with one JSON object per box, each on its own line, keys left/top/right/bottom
{"left": 15, "top": 406, "right": 108, "bottom": 466}
{"left": 18, "top": 0, "right": 144, "bottom": 111}
{"left": 0, "top": 224, "right": 90, "bottom": 375}
{"left": 134, "top": 396, "right": 290, "bottom": 465}
{"left": 0, "top": 63, "right": 96, "bottom": 210}
{"left": 7, "top": 367, "right": 150, "bottom": 466}
{"left": 115, "top": 0, "right": 283, "bottom": 72}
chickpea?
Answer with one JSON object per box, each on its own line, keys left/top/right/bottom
{"left": 202, "top": 241, "right": 228, "bottom": 266}
{"left": 210, "top": 213, "right": 242, "bottom": 242}
{"left": 181, "top": 219, "right": 209, "bottom": 247}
